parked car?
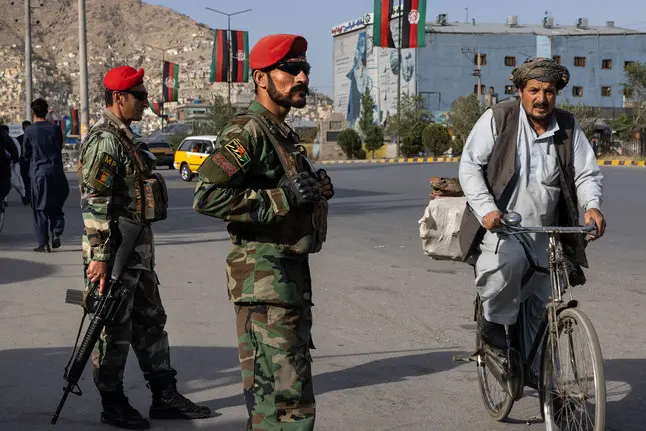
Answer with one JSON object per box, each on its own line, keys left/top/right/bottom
{"left": 173, "top": 135, "right": 219, "bottom": 181}
{"left": 145, "top": 141, "right": 175, "bottom": 169}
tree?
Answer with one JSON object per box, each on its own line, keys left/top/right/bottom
{"left": 364, "top": 125, "right": 384, "bottom": 158}
{"left": 447, "top": 94, "right": 485, "bottom": 155}
{"left": 167, "top": 95, "right": 239, "bottom": 150}
{"left": 191, "top": 94, "right": 237, "bottom": 136}
{"left": 337, "top": 128, "right": 362, "bottom": 159}
{"left": 623, "top": 62, "right": 646, "bottom": 130}
{"left": 387, "top": 93, "right": 432, "bottom": 156}
{"left": 558, "top": 102, "right": 600, "bottom": 138}
{"left": 400, "top": 136, "right": 424, "bottom": 157}
{"left": 358, "top": 88, "right": 375, "bottom": 137}
{"left": 422, "top": 124, "right": 452, "bottom": 156}
{"left": 168, "top": 132, "right": 189, "bottom": 150}
{"left": 299, "top": 127, "right": 319, "bottom": 144}
{"left": 609, "top": 114, "right": 634, "bottom": 142}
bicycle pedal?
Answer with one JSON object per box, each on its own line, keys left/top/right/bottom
{"left": 453, "top": 350, "right": 480, "bottom": 362}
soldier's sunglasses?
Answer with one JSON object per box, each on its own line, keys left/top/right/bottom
{"left": 121, "top": 90, "right": 149, "bottom": 101}
{"left": 275, "top": 61, "right": 311, "bottom": 77}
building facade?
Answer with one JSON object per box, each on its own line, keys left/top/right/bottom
{"left": 332, "top": 11, "right": 646, "bottom": 123}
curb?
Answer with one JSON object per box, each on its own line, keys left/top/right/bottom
{"left": 319, "top": 157, "right": 461, "bottom": 165}
{"left": 597, "top": 159, "right": 645, "bottom": 167}
{"left": 319, "top": 158, "right": 646, "bottom": 167}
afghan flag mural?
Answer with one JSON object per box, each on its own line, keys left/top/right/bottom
{"left": 70, "top": 108, "right": 79, "bottom": 135}
{"left": 230, "top": 30, "right": 249, "bottom": 83}
{"left": 162, "top": 61, "right": 179, "bottom": 102}
{"left": 150, "top": 101, "right": 163, "bottom": 116}
{"left": 401, "top": 0, "right": 427, "bottom": 48}
{"left": 210, "top": 29, "right": 229, "bottom": 83}
{"left": 372, "top": 0, "right": 395, "bottom": 48}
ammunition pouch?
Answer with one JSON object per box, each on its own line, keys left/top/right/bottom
{"left": 141, "top": 173, "right": 168, "bottom": 222}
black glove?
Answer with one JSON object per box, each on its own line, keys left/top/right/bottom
{"left": 280, "top": 172, "right": 321, "bottom": 207}
{"left": 315, "top": 169, "right": 334, "bottom": 200}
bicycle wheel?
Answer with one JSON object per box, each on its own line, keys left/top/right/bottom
{"left": 475, "top": 300, "right": 515, "bottom": 421}
{"left": 541, "top": 308, "right": 606, "bottom": 431}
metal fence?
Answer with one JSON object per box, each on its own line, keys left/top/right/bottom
{"left": 597, "top": 129, "right": 645, "bottom": 157}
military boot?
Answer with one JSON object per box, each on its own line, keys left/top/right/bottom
{"left": 100, "top": 390, "right": 150, "bottom": 430}
{"left": 148, "top": 378, "right": 211, "bottom": 420}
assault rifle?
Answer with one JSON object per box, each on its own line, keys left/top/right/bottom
{"left": 51, "top": 217, "right": 145, "bottom": 425}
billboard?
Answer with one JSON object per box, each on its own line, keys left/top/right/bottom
{"left": 333, "top": 15, "right": 417, "bottom": 129}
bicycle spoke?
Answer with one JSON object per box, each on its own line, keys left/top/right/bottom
{"left": 547, "top": 313, "right": 601, "bottom": 431}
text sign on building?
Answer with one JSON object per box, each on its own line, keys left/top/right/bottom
{"left": 331, "top": 13, "right": 373, "bottom": 36}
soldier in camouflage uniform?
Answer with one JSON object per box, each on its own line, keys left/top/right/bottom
{"left": 79, "top": 66, "right": 210, "bottom": 430}
{"left": 193, "top": 35, "right": 334, "bottom": 430}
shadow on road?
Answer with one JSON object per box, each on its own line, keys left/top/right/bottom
{"left": 605, "top": 358, "right": 646, "bottom": 431}
{"left": 0, "top": 257, "right": 57, "bottom": 284}
{"left": 313, "top": 349, "right": 462, "bottom": 393}
{"left": 203, "top": 348, "right": 466, "bottom": 413}
{"left": 0, "top": 345, "right": 243, "bottom": 430}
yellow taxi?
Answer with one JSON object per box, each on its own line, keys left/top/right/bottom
{"left": 173, "top": 135, "right": 219, "bottom": 181}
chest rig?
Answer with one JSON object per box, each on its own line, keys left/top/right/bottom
{"left": 82, "top": 121, "right": 168, "bottom": 223}
{"left": 239, "top": 111, "right": 328, "bottom": 254}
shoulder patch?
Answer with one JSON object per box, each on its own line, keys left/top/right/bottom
{"left": 224, "top": 138, "right": 251, "bottom": 168}
{"left": 100, "top": 152, "right": 118, "bottom": 170}
{"left": 88, "top": 151, "right": 118, "bottom": 189}
{"left": 211, "top": 152, "right": 238, "bottom": 177}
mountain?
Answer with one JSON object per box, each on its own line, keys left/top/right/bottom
{"left": 0, "top": 0, "right": 332, "bottom": 135}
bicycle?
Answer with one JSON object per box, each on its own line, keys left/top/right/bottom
{"left": 467, "top": 212, "right": 606, "bottom": 430}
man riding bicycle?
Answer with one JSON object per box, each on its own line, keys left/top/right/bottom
{"left": 458, "top": 57, "right": 606, "bottom": 357}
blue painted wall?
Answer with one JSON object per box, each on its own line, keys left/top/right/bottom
{"left": 551, "top": 35, "right": 646, "bottom": 108}
{"left": 416, "top": 32, "right": 646, "bottom": 113}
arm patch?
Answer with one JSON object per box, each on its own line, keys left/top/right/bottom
{"left": 224, "top": 138, "right": 251, "bottom": 167}
{"left": 87, "top": 151, "right": 118, "bottom": 190}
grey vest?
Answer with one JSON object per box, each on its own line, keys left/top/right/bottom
{"left": 458, "top": 99, "right": 588, "bottom": 272}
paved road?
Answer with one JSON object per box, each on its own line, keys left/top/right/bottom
{"left": 0, "top": 163, "right": 644, "bottom": 431}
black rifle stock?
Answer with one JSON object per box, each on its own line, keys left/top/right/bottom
{"left": 51, "top": 217, "right": 145, "bottom": 425}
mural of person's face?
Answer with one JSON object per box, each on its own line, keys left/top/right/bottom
{"left": 402, "top": 52, "right": 414, "bottom": 82}
{"left": 389, "top": 50, "right": 400, "bottom": 75}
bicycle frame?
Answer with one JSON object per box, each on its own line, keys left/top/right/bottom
{"left": 500, "top": 219, "right": 596, "bottom": 384}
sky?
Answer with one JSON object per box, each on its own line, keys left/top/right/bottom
{"left": 146, "top": 0, "right": 646, "bottom": 97}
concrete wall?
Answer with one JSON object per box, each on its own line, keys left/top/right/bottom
{"left": 417, "top": 33, "right": 538, "bottom": 112}
{"left": 551, "top": 35, "right": 646, "bottom": 108}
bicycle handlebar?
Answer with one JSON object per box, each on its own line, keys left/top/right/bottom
{"left": 500, "top": 212, "right": 596, "bottom": 235}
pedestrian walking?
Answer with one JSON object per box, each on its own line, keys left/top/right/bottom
{"left": 22, "top": 98, "right": 69, "bottom": 252}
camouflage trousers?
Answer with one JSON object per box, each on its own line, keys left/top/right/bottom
{"left": 236, "top": 304, "right": 315, "bottom": 431}
{"left": 88, "top": 269, "right": 176, "bottom": 392}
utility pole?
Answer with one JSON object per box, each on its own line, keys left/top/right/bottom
{"left": 24, "top": 0, "right": 32, "bottom": 121}
{"left": 462, "top": 48, "right": 483, "bottom": 106}
{"left": 143, "top": 43, "right": 182, "bottom": 131}
{"left": 205, "top": 7, "right": 252, "bottom": 109}
{"left": 78, "top": 0, "right": 89, "bottom": 141}
{"left": 476, "top": 52, "right": 482, "bottom": 105}
{"left": 396, "top": 1, "right": 402, "bottom": 157}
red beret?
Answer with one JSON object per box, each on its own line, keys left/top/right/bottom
{"left": 249, "top": 34, "right": 308, "bottom": 70}
{"left": 103, "top": 66, "right": 145, "bottom": 91}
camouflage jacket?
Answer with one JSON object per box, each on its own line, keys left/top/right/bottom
{"left": 79, "top": 109, "right": 156, "bottom": 270}
{"left": 193, "top": 101, "right": 320, "bottom": 306}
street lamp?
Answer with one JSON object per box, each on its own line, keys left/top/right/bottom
{"left": 205, "top": 7, "right": 252, "bottom": 108}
